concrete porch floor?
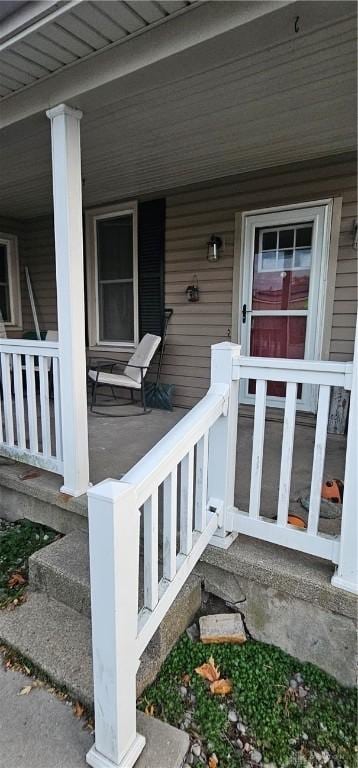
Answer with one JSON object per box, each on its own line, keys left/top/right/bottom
{"left": 0, "top": 400, "right": 346, "bottom": 538}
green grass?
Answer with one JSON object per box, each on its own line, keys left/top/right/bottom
{"left": 138, "top": 634, "right": 357, "bottom": 768}
{"left": 0, "top": 518, "right": 59, "bottom": 607}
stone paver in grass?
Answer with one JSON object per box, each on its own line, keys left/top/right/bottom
{"left": 138, "top": 630, "right": 357, "bottom": 768}
{"left": 0, "top": 518, "right": 59, "bottom": 608}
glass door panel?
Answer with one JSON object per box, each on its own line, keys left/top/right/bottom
{"left": 249, "top": 316, "right": 306, "bottom": 397}
{"left": 239, "top": 204, "right": 330, "bottom": 412}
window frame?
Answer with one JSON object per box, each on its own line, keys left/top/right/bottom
{"left": 0, "top": 233, "right": 22, "bottom": 330}
{"left": 85, "top": 202, "right": 139, "bottom": 350}
{"left": 257, "top": 223, "right": 313, "bottom": 273}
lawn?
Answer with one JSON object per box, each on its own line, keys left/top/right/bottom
{"left": 0, "top": 518, "right": 59, "bottom": 608}
{"left": 138, "top": 633, "right": 357, "bottom": 768}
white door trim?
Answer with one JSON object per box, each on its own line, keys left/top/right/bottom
{"left": 237, "top": 199, "right": 333, "bottom": 412}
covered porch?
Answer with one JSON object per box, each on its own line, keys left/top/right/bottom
{"left": 0, "top": 0, "right": 356, "bottom": 580}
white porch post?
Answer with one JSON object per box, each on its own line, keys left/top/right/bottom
{"left": 46, "top": 103, "right": 89, "bottom": 496}
{"left": 208, "top": 342, "right": 240, "bottom": 549}
{"left": 331, "top": 320, "right": 358, "bottom": 594}
{"left": 86, "top": 480, "right": 145, "bottom": 768}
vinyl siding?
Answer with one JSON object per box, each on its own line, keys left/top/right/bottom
{"left": 21, "top": 216, "right": 57, "bottom": 333}
{"left": 0, "top": 154, "right": 356, "bottom": 407}
{"left": 164, "top": 154, "right": 357, "bottom": 406}
{"left": 0, "top": 215, "right": 56, "bottom": 336}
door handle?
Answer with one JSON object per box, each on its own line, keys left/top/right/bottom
{"left": 242, "top": 304, "right": 251, "bottom": 324}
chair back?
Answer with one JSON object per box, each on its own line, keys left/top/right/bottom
{"left": 124, "top": 334, "right": 161, "bottom": 384}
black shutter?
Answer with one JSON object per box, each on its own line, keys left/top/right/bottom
{"left": 138, "top": 199, "right": 165, "bottom": 339}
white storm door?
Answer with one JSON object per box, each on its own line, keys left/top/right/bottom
{"left": 239, "top": 203, "right": 331, "bottom": 412}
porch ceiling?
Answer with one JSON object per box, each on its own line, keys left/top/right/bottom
{"left": 0, "top": 0, "right": 356, "bottom": 219}
{"left": 0, "top": 1, "right": 199, "bottom": 97}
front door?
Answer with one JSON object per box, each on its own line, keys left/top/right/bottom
{"left": 239, "top": 203, "right": 331, "bottom": 412}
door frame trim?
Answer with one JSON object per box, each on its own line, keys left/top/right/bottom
{"left": 232, "top": 198, "right": 337, "bottom": 412}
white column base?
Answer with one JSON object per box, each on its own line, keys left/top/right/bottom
{"left": 331, "top": 573, "right": 358, "bottom": 595}
{"left": 210, "top": 530, "right": 238, "bottom": 549}
{"left": 86, "top": 734, "right": 146, "bottom": 768}
{"left": 60, "top": 483, "right": 89, "bottom": 498}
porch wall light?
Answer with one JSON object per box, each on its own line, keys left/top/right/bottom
{"left": 207, "top": 235, "right": 223, "bottom": 262}
{"left": 352, "top": 219, "right": 358, "bottom": 250}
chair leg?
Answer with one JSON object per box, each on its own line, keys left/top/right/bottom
{"left": 91, "top": 381, "right": 97, "bottom": 412}
{"left": 142, "top": 382, "right": 147, "bottom": 413}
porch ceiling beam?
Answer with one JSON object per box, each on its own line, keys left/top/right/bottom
{"left": 0, "top": 0, "right": 301, "bottom": 129}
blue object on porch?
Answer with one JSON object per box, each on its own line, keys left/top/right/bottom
{"left": 144, "top": 308, "right": 174, "bottom": 411}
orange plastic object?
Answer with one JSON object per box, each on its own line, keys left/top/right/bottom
{"left": 287, "top": 514, "right": 306, "bottom": 528}
{"left": 321, "top": 479, "right": 343, "bottom": 504}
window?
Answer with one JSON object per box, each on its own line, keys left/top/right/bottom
{"left": 86, "top": 203, "right": 138, "bottom": 348}
{"left": 0, "top": 234, "right": 22, "bottom": 328}
{"left": 258, "top": 224, "right": 313, "bottom": 273}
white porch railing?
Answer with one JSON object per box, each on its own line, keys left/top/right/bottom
{"left": 86, "top": 343, "right": 239, "bottom": 768}
{"left": 230, "top": 356, "right": 353, "bottom": 564}
{"left": 87, "top": 341, "right": 356, "bottom": 768}
{"left": 0, "top": 339, "right": 63, "bottom": 475}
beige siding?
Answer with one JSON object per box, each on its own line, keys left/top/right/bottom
{"left": 165, "top": 153, "right": 357, "bottom": 407}
{"left": 20, "top": 216, "right": 57, "bottom": 333}
{"left": 1, "top": 154, "right": 356, "bottom": 407}
{"left": 0, "top": 215, "right": 56, "bottom": 336}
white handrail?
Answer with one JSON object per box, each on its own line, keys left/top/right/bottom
{"left": 233, "top": 356, "right": 352, "bottom": 388}
{"left": 0, "top": 339, "right": 59, "bottom": 357}
{"left": 124, "top": 384, "right": 228, "bottom": 508}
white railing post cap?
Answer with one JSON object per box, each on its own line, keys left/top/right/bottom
{"left": 211, "top": 341, "right": 241, "bottom": 353}
{"left": 87, "top": 478, "right": 135, "bottom": 504}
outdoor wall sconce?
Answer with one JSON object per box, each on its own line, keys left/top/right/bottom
{"left": 185, "top": 275, "right": 200, "bottom": 302}
{"left": 352, "top": 219, "right": 358, "bottom": 249}
{"left": 207, "top": 234, "right": 223, "bottom": 262}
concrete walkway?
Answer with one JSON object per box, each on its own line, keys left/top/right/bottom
{"left": 0, "top": 662, "right": 93, "bottom": 768}
{"left": 0, "top": 644, "right": 189, "bottom": 768}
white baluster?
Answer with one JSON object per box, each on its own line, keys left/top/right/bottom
{"left": 180, "top": 447, "right": 194, "bottom": 555}
{"left": 277, "top": 382, "right": 297, "bottom": 526}
{"left": 13, "top": 353, "right": 26, "bottom": 449}
{"left": 163, "top": 469, "right": 177, "bottom": 581}
{"left": 143, "top": 489, "right": 159, "bottom": 610}
{"left": 249, "top": 378, "right": 267, "bottom": 519}
{"left": 1, "top": 353, "right": 14, "bottom": 445}
{"left": 25, "top": 355, "right": 38, "bottom": 453}
{"left": 52, "top": 356, "right": 63, "bottom": 461}
{"left": 308, "top": 384, "right": 330, "bottom": 535}
{"left": 39, "top": 355, "right": 51, "bottom": 457}
{"left": 195, "top": 432, "right": 209, "bottom": 532}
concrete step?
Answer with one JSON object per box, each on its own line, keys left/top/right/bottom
{"left": 0, "top": 592, "right": 189, "bottom": 768}
{"left": 29, "top": 530, "right": 92, "bottom": 618}
{"left": 29, "top": 529, "right": 202, "bottom": 693}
